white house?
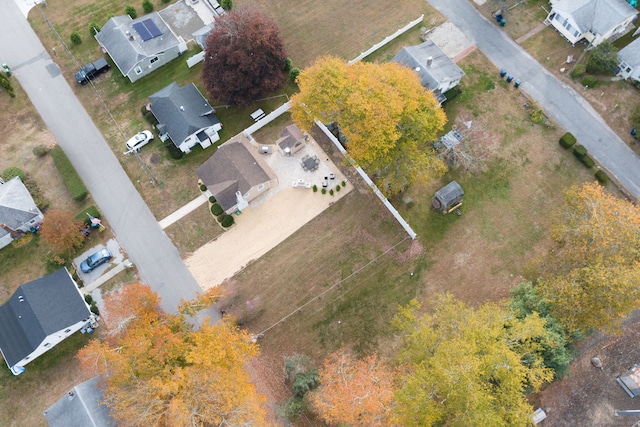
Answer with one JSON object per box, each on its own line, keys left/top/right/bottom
{"left": 149, "top": 82, "right": 223, "bottom": 153}
{"left": 0, "top": 176, "right": 44, "bottom": 250}
{"left": 96, "top": 13, "right": 187, "bottom": 83}
{"left": 196, "top": 133, "right": 278, "bottom": 214}
{"left": 392, "top": 40, "right": 466, "bottom": 103}
{"left": 618, "top": 36, "right": 640, "bottom": 80}
{"left": 0, "top": 268, "right": 96, "bottom": 375}
{"left": 545, "top": 0, "right": 638, "bottom": 46}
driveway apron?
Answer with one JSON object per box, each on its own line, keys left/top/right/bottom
{"left": 427, "top": 0, "right": 640, "bottom": 201}
{"left": 0, "top": 0, "right": 208, "bottom": 315}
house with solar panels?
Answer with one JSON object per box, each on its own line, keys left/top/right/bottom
{"left": 96, "top": 12, "right": 187, "bottom": 83}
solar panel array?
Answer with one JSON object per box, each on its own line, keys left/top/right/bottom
{"left": 132, "top": 19, "right": 163, "bottom": 41}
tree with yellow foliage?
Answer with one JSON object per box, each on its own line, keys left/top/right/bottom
{"left": 538, "top": 182, "right": 640, "bottom": 334}
{"left": 290, "top": 56, "right": 447, "bottom": 196}
{"left": 308, "top": 350, "right": 395, "bottom": 426}
{"left": 77, "top": 284, "right": 267, "bottom": 427}
{"left": 392, "top": 296, "right": 553, "bottom": 426}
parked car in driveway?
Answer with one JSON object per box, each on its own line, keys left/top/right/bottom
{"left": 80, "top": 248, "right": 112, "bottom": 273}
{"left": 126, "top": 130, "right": 154, "bottom": 152}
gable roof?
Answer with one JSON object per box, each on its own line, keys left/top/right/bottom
{"left": 276, "top": 124, "right": 305, "bottom": 151}
{"left": 0, "top": 176, "right": 42, "bottom": 240}
{"left": 44, "top": 376, "right": 116, "bottom": 427}
{"left": 0, "top": 268, "right": 90, "bottom": 367}
{"left": 149, "top": 82, "right": 221, "bottom": 146}
{"left": 551, "top": 0, "right": 637, "bottom": 36}
{"left": 196, "top": 134, "right": 273, "bottom": 211}
{"left": 392, "top": 40, "right": 465, "bottom": 91}
{"left": 96, "top": 13, "right": 180, "bottom": 76}
{"left": 619, "top": 36, "right": 640, "bottom": 68}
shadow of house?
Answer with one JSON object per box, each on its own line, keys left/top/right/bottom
{"left": 44, "top": 376, "right": 115, "bottom": 427}
{"left": 276, "top": 124, "right": 307, "bottom": 156}
{"left": 149, "top": 82, "right": 222, "bottom": 154}
{"left": 96, "top": 12, "right": 186, "bottom": 83}
{"left": 0, "top": 176, "right": 43, "bottom": 250}
{"left": 544, "top": 0, "right": 637, "bottom": 47}
{"left": 197, "top": 134, "right": 278, "bottom": 214}
{"left": 392, "top": 40, "right": 465, "bottom": 103}
{"left": 0, "top": 268, "right": 96, "bottom": 375}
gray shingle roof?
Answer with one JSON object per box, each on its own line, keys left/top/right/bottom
{"left": 44, "top": 376, "right": 116, "bottom": 427}
{"left": 552, "top": 0, "right": 637, "bottom": 36}
{"left": 149, "top": 82, "right": 221, "bottom": 147}
{"left": 392, "top": 40, "right": 465, "bottom": 91}
{"left": 196, "top": 134, "right": 272, "bottom": 211}
{"left": 619, "top": 36, "right": 640, "bottom": 69}
{"left": 0, "top": 268, "right": 90, "bottom": 367}
{"left": 0, "top": 176, "right": 42, "bottom": 240}
{"left": 96, "top": 13, "right": 180, "bottom": 76}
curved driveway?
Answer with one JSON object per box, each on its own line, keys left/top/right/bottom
{"left": 0, "top": 0, "right": 205, "bottom": 315}
{"left": 427, "top": 0, "right": 640, "bottom": 201}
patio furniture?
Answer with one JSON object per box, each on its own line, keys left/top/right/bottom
{"left": 302, "top": 155, "right": 319, "bottom": 171}
{"left": 250, "top": 109, "right": 266, "bottom": 122}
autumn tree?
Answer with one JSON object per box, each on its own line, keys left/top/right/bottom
{"left": 537, "top": 182, "right": 640, "bottom": 334}
{"left": 202, "top": 6, "right": 287, "bottom": 106}
{"left": 77, "top": 284, "right": 267, "bottom": 427}
{"left": 290, "top": 56, "right": 447, "bottom": 196}
{"left": 392, "top": 296, "right": 553, "bottom": 426}
{"left": 308, "top": 350, "right": 395, "bottom": 426}
{"left": 40, "top": 208, "right": 84, "bottom": 256}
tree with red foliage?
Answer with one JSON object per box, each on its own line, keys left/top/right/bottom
{"left": 202, "top": 6, "right": 287, "bottom": 106}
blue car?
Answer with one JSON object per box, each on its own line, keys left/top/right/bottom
{"left": 80, "top": 248, "right": 112, "bottom": 273}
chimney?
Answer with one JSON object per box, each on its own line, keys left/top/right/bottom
{"left": 180, "top": 106, "right": 185, "bottom": 111}
{"left": 427, "top": 57, "right": 433, "bottom": 67}
{"left": 126, "top": 31, "right": 133, "bottom": 41}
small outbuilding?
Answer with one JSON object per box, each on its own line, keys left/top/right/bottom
{"left": 432, "top": 181, "right": 464, "bottom": 214}
{"left": 617, "top": 364, "right": 640, "bottom": 397}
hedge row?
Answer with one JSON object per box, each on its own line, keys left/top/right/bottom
{"left": 50, "top": 145, "right": 88, "bottom": 201}
{"left": 559, "top": 132, "right": 609, "bottom": 183}
{"left": 559, "top": 132, "right": 576, "bottom": 149}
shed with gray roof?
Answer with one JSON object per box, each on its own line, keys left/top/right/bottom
{"left": 0, "top": 268, "right": 95, "bottom": 375}
{"left": 44, "top": 376, "right": 115, "bottom": 427}
{"left": 197, "top": 134, "right": 278, "bottom": 213}
{"left": 96, "top": 13, "right": 186, "bottom": 82}
{"left": 392, "top": 40, "right": 465, "bottom": 103}
{"left": 149, "top": 82, "right": 222, "bottom": 153}
{"left": 0, "top": 176, "right": 43, "bottom": 250}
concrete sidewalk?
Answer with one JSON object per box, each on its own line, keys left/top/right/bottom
{"left": 82, "top": 260, "right": 132, "bottom": 295}
{"left": 159, "top": 193, "right": 209, "bottom": 229}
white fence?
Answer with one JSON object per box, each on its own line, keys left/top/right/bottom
{"left": 348, "top": 15, "right": 424, "bottom": 64}
{"left": 242, "top": 101, "right": 291, "bottom": 137}
{"left": 315, "top": 120, "right": 417, "bottom": 240}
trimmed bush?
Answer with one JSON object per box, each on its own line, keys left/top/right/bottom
{"left": 559, "top": 132, "right": 577, "bottom": 149}
{"left": 573, "top": 145, "right": 587, "bottom": 158}
{"left": 89, "top": 22, "right": 100, "bottom": 36}
{"left": 32, "top": 145, "right": 49, "bottom": 157}
{"left": 142, "top": 0, "right": 154, "bottom": 13}
{"left": 580, "top": 155, "right": 595, "bottom": 168}
{"left": 211, "top": 203, "right": 223, "bottom": 216}
{"left": 209, "top": 196, "right": 216, "bottom": 203}
{"left": 321, "top": 188, "right": 326, "bottom": 194}
{"left": 221, "top": 0, "right": 232, "bottom": 10}
{"left": 329, "top": 189, "right": 334, "bottom": 196}
{"left": 595, "top": 170, "right": 609, "bottom": 184}
{"left": 217, "top": 214, "right": 225, "bottom": 222}
{"left": 84, "top": 294, "right": 94, "bottom": 304}
{"left": 1, "top": 166, "right": 25, "bottom": 181}
{"left": 166, "top": 141, "right": 183, "bottom": 159}
{"left": 312, "top": 184, "right": 317, "bottom": 193}
{"left": 70, "top": 31, "right": 82, "bottom": 45}
{"left": 581, "top": 75, "right": 597, "bottom": 88}
{"left": 76, "top": 205, "right": 101, "bottom": 225}
{"left": 341, "top": 180, "right": 346, "bottom": 187}
{"left": 335, "top": 185, "right": 340, "bottom": 192}
{"left": 285, "top": 57, "right": 292, "bottom": 72}
{"left": 50, "top": 145, "right": 88, "bottom": 201}
{"left": 290, "top": 67, "right": 301, "bottom": 82}
{"left": 90, "top": 302, "right": 100, "bottom": 316}
{"left": 571, "top": 64, "right": 586, "bottom": 78}
{"left": 221, "top": 214, "right": 234, "bottom": 227}
{"left": 125, "top": 5, "right": 137, "bottom": 19}
{"left": 199, "top": 184, "right": 207, "bottom": 192}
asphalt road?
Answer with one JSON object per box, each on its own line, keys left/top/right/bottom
{"left": 0, "top": 0, "right": 212, "bottom": 317}
{"left": 427, "top": 0, "right": 640, "bottom": 201}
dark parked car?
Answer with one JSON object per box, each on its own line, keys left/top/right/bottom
{"left": 75, "top": 57, "right": 110, "bottom": 85}
{"left": 80, "top": 248, "right": 112, "bottom": 273}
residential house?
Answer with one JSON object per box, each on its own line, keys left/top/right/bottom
{"left": 96, "top": 13, "right": 186, "bottom": 83}
{"left": 545, "top": 0, "right": 638, "bottom": 46}
{"left": 0, "top": 268, "right": 96, "bottom": 375}
{"left": 618, "top": 36, "right": 640, "bottom": 80}
{"left": 276, "top": 124, "right": 307, "bottom": 156}
{"left": 0, "top": 176, "right": 43, "bottom": 250}
{"left": 196, "top": 134, "right": 278, "bottom": 213}
{"left": 392, "top": 40, "right": 466, "bottom": 103}
{"left": 149, "top": 82, "right": 223, "bottom": 153}
{"left": 44, "top": 376, "right": 115, "bottom": 427}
